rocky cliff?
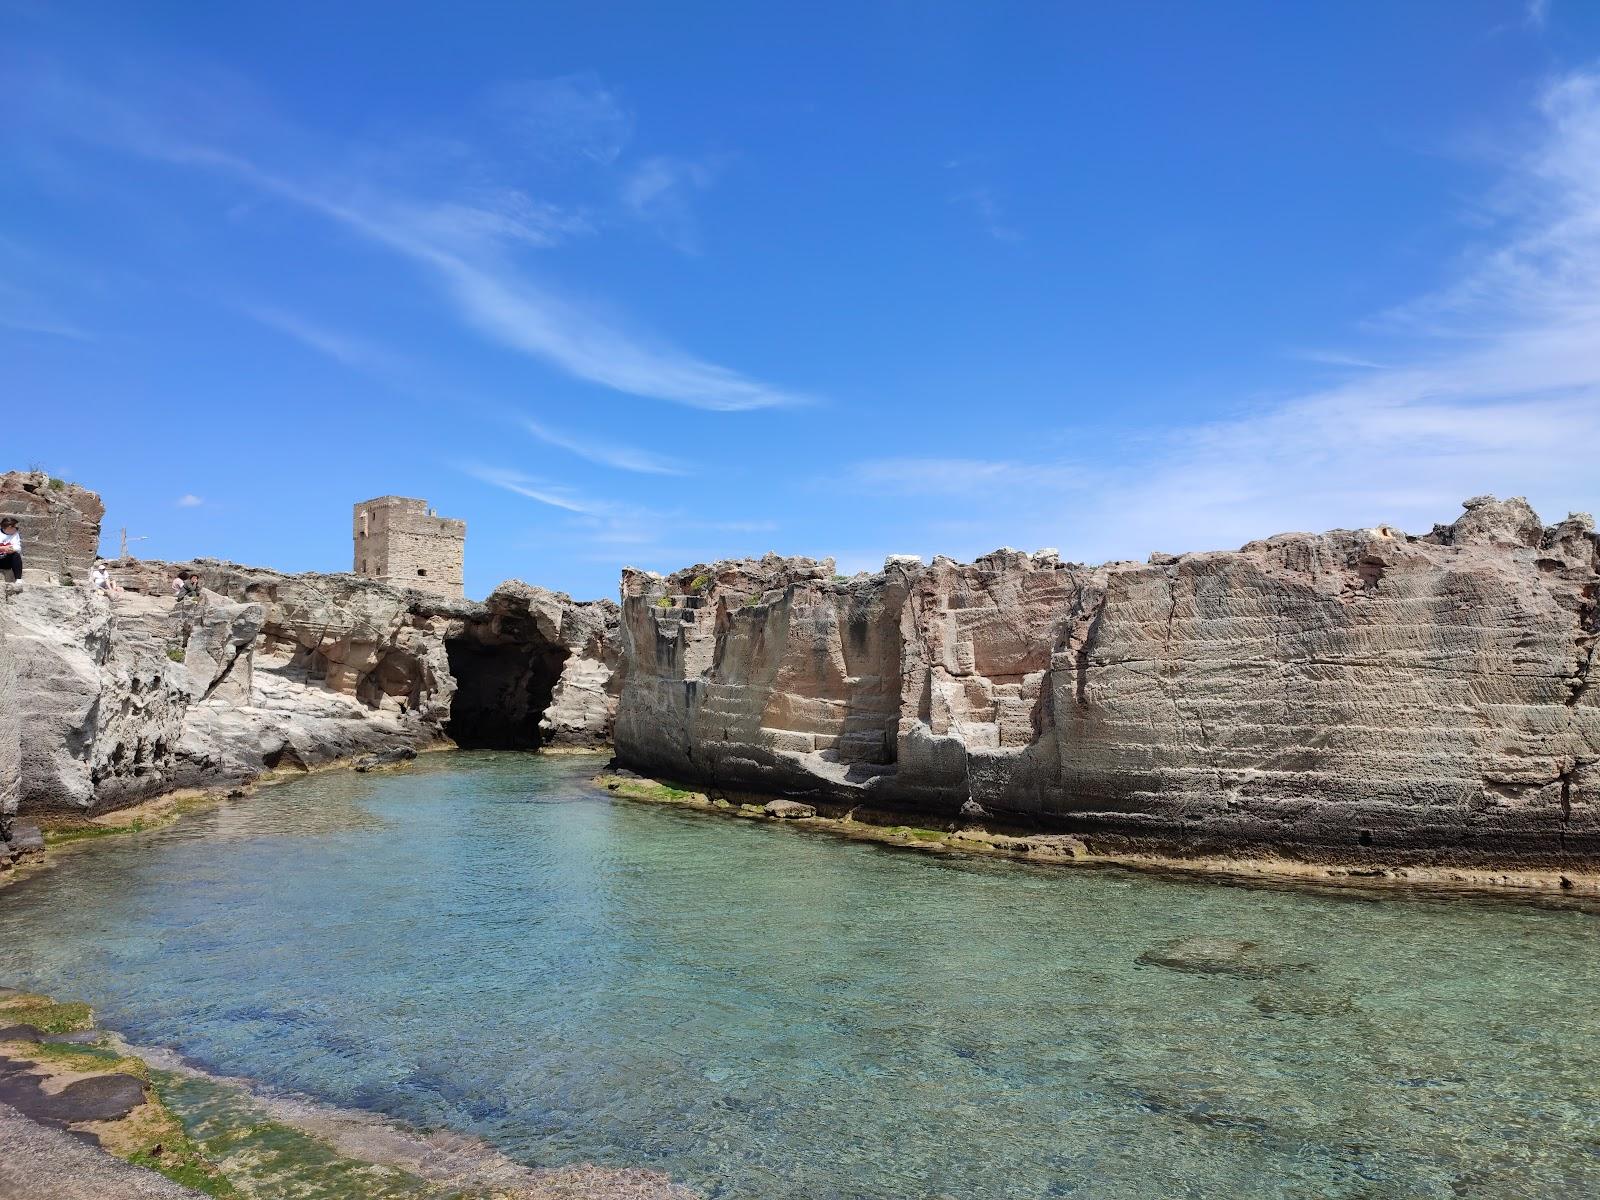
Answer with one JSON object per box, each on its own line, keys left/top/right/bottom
{"left": 0, "top": 471, "right": 104, "bottom": 583}
{"left": 0, "top": 590, "right": 21, "bottom": 863}
{"left": 153, "top": 561, "right": 622, "bottom": 751}
{"left": 2, "top": 558, "right": 620, "bottom": 826}
{"left": 615, "top": 497, "right": 1600, "bottom": 870}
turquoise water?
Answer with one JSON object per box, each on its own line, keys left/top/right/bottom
{"left": 3, "top": 753, "right": 1599, "bottom": 1199}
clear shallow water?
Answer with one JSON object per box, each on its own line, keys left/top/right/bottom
{"left": 3, "top": 754, "right": 1599, "bottom": 1199}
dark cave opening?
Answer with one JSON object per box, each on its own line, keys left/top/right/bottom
{"left": 444, "top": 632, "right": 569, "bottom": 750}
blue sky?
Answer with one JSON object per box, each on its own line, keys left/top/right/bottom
{"left": 4, "top": 0, "right": 1599, "bottom": 599}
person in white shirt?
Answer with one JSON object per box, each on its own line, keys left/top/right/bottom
{"left": 91, "top": 561, "right": 116, "bottom": 594}
{"left": 0, "top": 518, "right": 21, "bottom": 585}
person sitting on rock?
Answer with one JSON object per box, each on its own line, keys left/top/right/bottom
{"left": 90, "top": 561, "right": 119, "bottom": 595}
{"left": 0, "top": 517, "right": 22, "bottom": 585}
{"left": 172, "top": 570, "right": 202, "bottom": 601}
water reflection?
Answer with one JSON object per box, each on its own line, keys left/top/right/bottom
{"left": 2, "top": 752, "right": 1598, "bottom": 1199}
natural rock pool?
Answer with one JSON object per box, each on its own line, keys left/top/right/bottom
{"left": 3, "top": 753, "right": 1598, "bottom": 1199}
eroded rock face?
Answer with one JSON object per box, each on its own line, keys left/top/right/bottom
{"left": 615, "top": 498, "right": 1600, "bottom": 868}
{"left": 3, "top": 587, "right": 266, "bottom": 812}
{"left": 448, "top": 581, "right": 622, "bottom": 750}
{"left": 0, "top": 594, "right": 21, "bottom": 859}
{"left": 3, "top": 561, "right": 622, "bottom": 818}
{"left": 115, "top": 559, "right": 622, "bottom": 750}
{"left": 0, "top": 472, "right": 105, "bottom": 583}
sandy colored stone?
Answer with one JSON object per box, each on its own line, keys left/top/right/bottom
{"left": 1, "top": 557, "right": 623, "bottom": 820}
{"left": 0, "top": 592, "right": 18, "bottom": 860}
{"left": 352, "top": 494, "right": 465, "bottom": 598}
{"left": 0, "top": 471, "right": 104, "bottom": 584}
{"left": 615, "top": 498, "right": 1600, "bottom": 869}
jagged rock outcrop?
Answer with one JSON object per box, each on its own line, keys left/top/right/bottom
{"left": 112, "top": 559, "right": 622, "bottom": 750}
{"left": 0, "top": 471, "right": 104, "bottom": 583}
{"left": 0, "top": 592, "right": 21, "bottom": 862}
{"left": 7, "top": 587, "right": 192, "bottom": 811}
{"left": 0, "top": 581, "right": 387, "bottom": 816}
{"left": 3, "top": 559, "right": 622, "bottom": 820}
{"left": 615, "top": 497, "right": 1600, "bottom": 869}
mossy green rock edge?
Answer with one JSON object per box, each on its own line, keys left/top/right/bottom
{"left": 0, "top": 992, "right": 474, "bottom": 1199}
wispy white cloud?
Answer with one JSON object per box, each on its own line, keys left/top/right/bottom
{"left": 848, "top": 69, "right": 1600, "bottom": 562}
{"left": 1526, "top": 0, "right": 1550, "bottom": 30}
{"left": 176, "top": 494, "right": 204, "bottom": 508}
{"left": 404, "top": 189, "right": 594, "bottom": 251}
{"left": 622, "top": 155, "right": 716, "bottom": 253}
{"left": 239, "top": 303, "right": 398, "bottom": 371}
{"left": 459, "top": 464, "right": 602, "bottom": 514}
{"left": 0, "top": 311, "right": 92, "bottom": 340}
{"left": 849, "top": 457, "right": 1081, "bottom": 496}
{"left": 14, "top": 63, "right": 806, "bottom": 412}
{"left": 198, "top": 151, "right": 804, "bottom": 410}
{"left": 464, "top": 460, "right": 782, "bottom": 570}
{"left": 485, "top": 74, "right": 633, "bottom": 166}
{"left": 522, "top": 418, "right": 690, "bottom": 476}
{"left": 1289, "top": 349, "right": 1388, "bottom": 370}
{"left": 0, "top": 275, "right": 92, "bottom": 340}
{"left": 951, "top": 186, "right": 1022, "bottom": 243}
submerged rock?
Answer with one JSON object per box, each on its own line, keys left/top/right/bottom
{"left": 1135, "top": 937, "right": 1309, "bottom": 980}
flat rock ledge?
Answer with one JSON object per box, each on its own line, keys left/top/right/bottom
{"left": 0, "top": 988, "right": 700, "bottom": 1200}
{"left": 593, "top": 772, "right": 1600, "bottom": 895}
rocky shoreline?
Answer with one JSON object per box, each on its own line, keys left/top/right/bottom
{"left": 0, "top": 985, "right": 697, "bottom": 1199}
{"left": 4, "top": 480, "right": 1598, "bottom": 883}
{"left": 0, "top": 485, "right": 622, "bottom": 869}
{"left": 594, "top": 769, "right": 1600, "bottom": 897}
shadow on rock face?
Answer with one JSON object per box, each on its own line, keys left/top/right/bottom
{"left": 1135, "top": 936, "right": 1314, "bottom": 980}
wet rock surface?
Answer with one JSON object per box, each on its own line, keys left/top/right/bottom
{"left": 0, "top": 1055, "right": 147, "bottom": 1131}
{"left": 616, "top": 498, "right": 1600, "bottom": 869}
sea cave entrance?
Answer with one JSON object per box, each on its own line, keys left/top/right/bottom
{"left": 443, "top": 629, "right": 569, "bottom": 750}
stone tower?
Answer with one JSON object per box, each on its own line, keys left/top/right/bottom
{"left": 352, "top": 496, "right": 465, "bottom": 598}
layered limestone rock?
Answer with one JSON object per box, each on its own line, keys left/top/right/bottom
{"left": 2, "top": 586, "right": 300, "bottom": 812}
{"left": 3, "top": 560, "right": 622, "bottom": 819}
{"left": 110, "top": 559, "right": 622, "bottom": 750}
{"left": 616, "top": 497, "right": 1600, "bottom": 869}
{"left": 0, "top": 471, "right": 105, "bottom": 583}
{"left": 0, "top": 591, "right": 20, "bottom": 862}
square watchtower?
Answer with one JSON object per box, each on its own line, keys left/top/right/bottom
{"left": 353, "top": 495, "right": 465, "bottom": 598}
